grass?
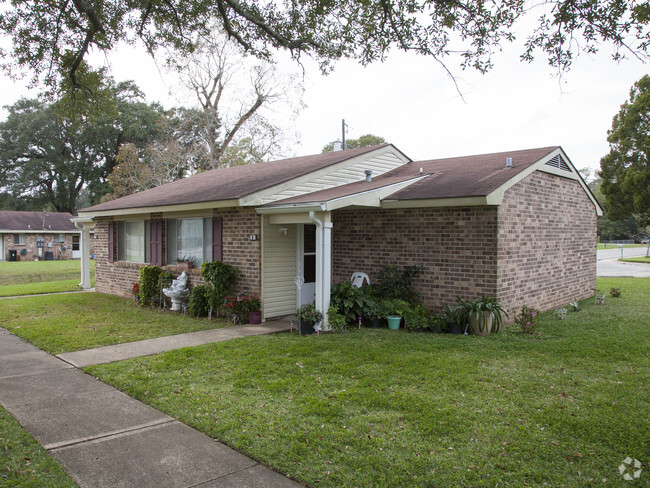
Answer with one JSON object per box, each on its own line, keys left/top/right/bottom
{"left": 0, "top": 260, "right": 95, "bottom": 296}
{"left": 0, "top": 293, "right": 230, "bottom": 354}
{"left": 79, "top": 277, "right": 650, "bottom": 487}
{"left": 0, "top": 406, "right": 77, "bottom": 487}
{"left": 597, "top": 243, "right": 647, "bottom": 249}
{"left": 619, "top": 256, "right": 650, "bottom": 264}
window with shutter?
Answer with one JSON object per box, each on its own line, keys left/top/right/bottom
{"left": 212, "top": 217, "right": 223, "bottom": 261}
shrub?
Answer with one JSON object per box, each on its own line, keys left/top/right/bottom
{"left": 201, "top": 261, "right": 237, "bottom": 315}
{"left": 327, "top": 304, "right": 347, "bottom": 333}
{"left": 514, "top": 305, "right": 539, "bottom": 334}
{"left": 554, "top": 307, "right": 568, "bottom": 320}
{"left": 376, "top": 265, "right": 421, "bottom": 304}
{"left": 223, "top": 295, "right": 253, "bottom": 324}
{"left": 157, "top": 271, "right": 176, "bottom": 307}
{"left": 187, "top": 285, "right": 211, "bottom": 317}
{"left": 330, "top": 281, "right": 367, "bottom": 324}
{"left": 138, "top": 266, "right": 162, "bottom": 307}
{"left": 609, "top": 287, "right": 622, "bottom": 298}
{"left": 404, "top": 304, "right": 429, "bottom": 331}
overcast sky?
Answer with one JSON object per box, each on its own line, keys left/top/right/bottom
{"left": 1, "top": 31, "right": 647, "bottom": 177}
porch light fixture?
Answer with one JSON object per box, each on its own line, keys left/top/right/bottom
{"left": 279, "top": 226, "right": 288, "bottom": 236}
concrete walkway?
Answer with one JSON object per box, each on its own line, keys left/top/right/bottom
{"left": 58, "top": 320, "right": 291, "bottom": 367}
{"left": 0, "top": 324, "right": 301, "bottom": 488}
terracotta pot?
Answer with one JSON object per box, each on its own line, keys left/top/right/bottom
{"left": 177, "top": 261, "right": 194, "bottom": 270}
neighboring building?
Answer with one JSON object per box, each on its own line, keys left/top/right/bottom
{"left": 77, "top": 145, "right": 602, "bottom": 326}
{"left": 0, "top": 211, "right": 92, "bottom": 261}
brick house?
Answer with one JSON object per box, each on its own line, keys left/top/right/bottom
{"left": 0, "top": 211, "right": 92, "bottom": 261}
{"left": 78, "top": 144, "right": 602, "bottom": 326}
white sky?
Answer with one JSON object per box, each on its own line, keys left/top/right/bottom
{"left": 0, "top": 31, "right": 647, "bottom": 177}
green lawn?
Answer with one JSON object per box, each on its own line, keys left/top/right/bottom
{"left": 597, "top": 243, "right": 647, "bottom": 249}
{"left": 0, "top": 260, "right": 95, "bottom": 296}
{"left": 79, "top": 277, "right": 649, "bottom": 487}
{"left": 0, "top": 406, "right": 77, "bottom": 487}
{"left": 619, "top": 256, "right": 650, "bottom": 264}
{"left": 0, "top": 293, "right": 230, "bottom": 354}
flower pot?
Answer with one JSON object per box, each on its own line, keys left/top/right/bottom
{"left": 447, "top": 322, "right": 463, "bottom": 334}
{"left": 469, "top": 311, "right": 493, "bottom": 336}
{"left": 177, "top": 261, "right": 194, "bottom": 270}
{"left": 299, "top": 320, "right": 314, "bottom": 335}
{"left": 387, "top": 315, "right": 401, "bottom": 330}
{"left": 248, "top": 311, "right": 262, "bottom": 325}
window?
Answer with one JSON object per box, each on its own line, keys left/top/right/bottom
{"left": 55, "top": 234, "right": 66, "bottom": 244}
{"left": 72, "top": 235, "right": 80, "bottom": 251}
{"left": 13, "top": 234, "right": 25, "bottom": 245}
{"left": 117, "top": 220, "right": 149, "bottom": 263}
{"left": 166, "top": 218, "right": 212, "bottom": 265}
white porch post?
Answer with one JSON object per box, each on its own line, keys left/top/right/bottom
{"left": 73, "top": 218, "right": 93, "bottom": 290}
{"left": 309, "top": 211, "right": 333, "bottom": 330}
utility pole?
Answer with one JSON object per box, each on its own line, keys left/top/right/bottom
{"left": 342, "top": 119, "right": 348, "bottom": 150}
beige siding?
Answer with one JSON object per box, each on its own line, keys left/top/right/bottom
{"left": 260, "top": 152, "right": 407, "bottom": 204}
{"left": 262, "top": 217, "right": 297, "bottom": 319}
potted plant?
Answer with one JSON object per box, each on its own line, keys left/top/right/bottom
{"left": 176, "top": 255, "right": 195, "bottom": 270}
{"left": 384, "top": 299, "right": 409, "bottom": 330}
{"left": 456, "top": 296, "right": 508, "bottom": 336}
{"left": 296, "top": 302, "right": 323, "bottom": 335}
{"left": 245, "top": 295, "right": 262, "bottom": 324}
{"left": 363, "top": 297, "right": 382, "bottom": 328}
{"left": 441, "top": 303, "right": 464, "bottom": 334}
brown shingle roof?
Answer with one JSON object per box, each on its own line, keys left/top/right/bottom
{"left": 82, "top": 145, "right": 392, "bottom": 213}
{"left": 387, "top": 146, "right": 559, "bottom": 200}
{"left": 266, "top": 146, "right": 559, "bottom": 205}
{"left": 0, "top": 211, "right": 77, "bottom": 231}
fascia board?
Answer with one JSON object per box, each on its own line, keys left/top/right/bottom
{"left": 239, "top": 146, "right": 411, "bottom": 206}
{"left": 256, "top": 176, "right": 427, "bottom": 213}
{"left": 77, "top": 199, "right": 239, "bottom": 219}
{"left": 381, "top": 196, "right": 489, "bottom": 209}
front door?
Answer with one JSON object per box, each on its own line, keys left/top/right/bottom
{"left": 298, "top": 224, "right": 316, "bottom": 305}
{"left": 72, "top": 235, "right": 81, "bottom": 259}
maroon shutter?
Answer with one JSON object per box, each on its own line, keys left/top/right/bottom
{"left": 107, "top": 221, "right": 114, "bottom": 263}
{"left": 212, "top": 217, "right": 222, "bottom": 261}
{"left": 150, "top": 219, "right": 162, "bottom": 266}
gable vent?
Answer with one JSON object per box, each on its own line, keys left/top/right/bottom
{"left": 545, "top": 154, "right": 571, "bottom": 172}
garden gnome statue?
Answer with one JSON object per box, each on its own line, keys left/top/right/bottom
{"left": 163, "top": 271, "right": 190, "bottom": 311}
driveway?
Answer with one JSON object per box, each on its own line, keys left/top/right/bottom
{"left": 597, "top": 247, "right": 650, "bottom": 277}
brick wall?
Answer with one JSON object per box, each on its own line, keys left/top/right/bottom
{"left": 3, "top": 233, "right": 78, "bottom": 261}
{"left": 332, "top": 171, "right": 598, "bottom": 315}
{"left": 332, "top": 206, "right": 499, "bottom": 310}
{"left": 497, "top": 171, "right": 597, "bottom": 313}
{"left": 215, "top": 207, "right": 261, "bottom": 296}
{"left": 94, "top": 207, "right": 262, "bottom": 298}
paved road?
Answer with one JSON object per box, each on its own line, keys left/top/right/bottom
{"left": 597, "top": 247, "right": 650, "bottom": 277}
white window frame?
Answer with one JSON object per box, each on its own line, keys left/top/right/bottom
{"left": 13, "top": 234, "right": 25, "bottom": 245}
{"left": 117, "top": 220, "right": 149, "bottom": 263}
{"left": 166, "top": 218, "right": 212, "bottom": 266}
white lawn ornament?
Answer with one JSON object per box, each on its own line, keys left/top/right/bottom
{"left": 163, "top": 272, "right": 190, "bottom": 312}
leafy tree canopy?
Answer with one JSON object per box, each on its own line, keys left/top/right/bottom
{"left": 322, "top": 134, "right": 387, "bottom": 153}
{"left": 599, "top": 74, "right": 650, "bottom": 226}
{"left": 0, "top": 79, "right": 168, "bottom": 213}
{"left": 1, "top": 1, "right": 648, "bottom": 93}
